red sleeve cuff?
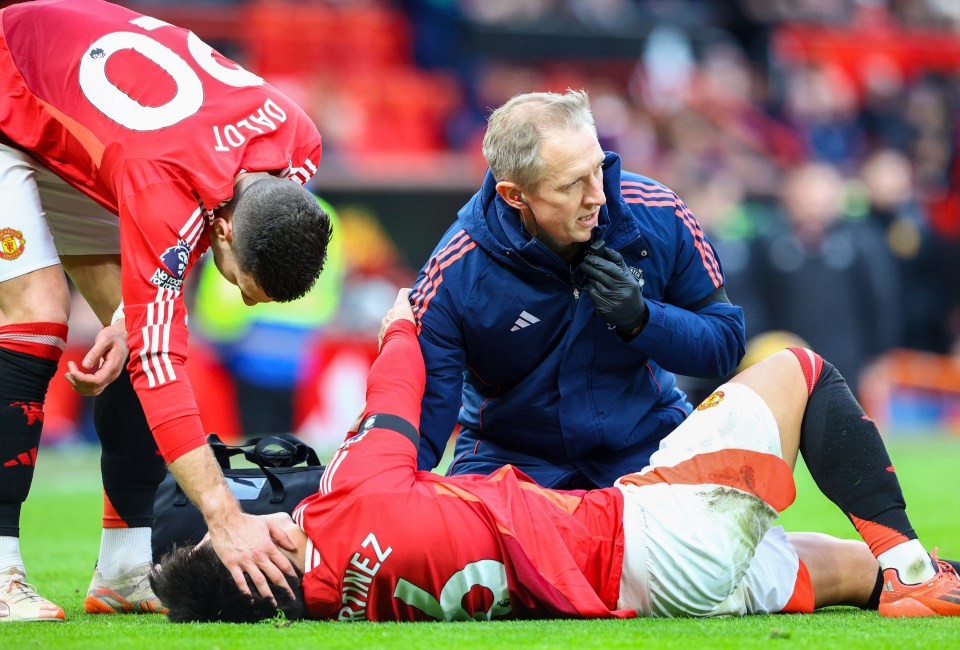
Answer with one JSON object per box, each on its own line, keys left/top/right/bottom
{"left": 366, "top": 318, "right": 424, "bottom": 427}
{"left": 152, "top": 414, "right": 207, "bottom": 463}
{"left": 386, "top": 318, "right": 417, "bottom": 338}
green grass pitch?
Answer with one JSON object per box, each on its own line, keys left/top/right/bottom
{"left": 5, "top": 437, "right": 960, "bottom": 649}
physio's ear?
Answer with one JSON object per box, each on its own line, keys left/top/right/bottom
{"left": 495, "top": 182, "right": 527, "bottom": 210}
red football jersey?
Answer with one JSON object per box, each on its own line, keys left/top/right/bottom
{"left": 0, "top": 0, "right": 322, "bottom": 460}
{"left": 293, "top": 321, "right": 632, "bottom": 621}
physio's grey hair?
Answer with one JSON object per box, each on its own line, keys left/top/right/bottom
{"left": 481, "top": 89, "right": 597, "bottom": 192}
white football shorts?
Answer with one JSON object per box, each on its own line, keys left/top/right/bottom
{"left": 615, "top": 382, "right": 802, "bottom": 617}
{"left": 0, "top": 143, "right": 119, "bottom": 283}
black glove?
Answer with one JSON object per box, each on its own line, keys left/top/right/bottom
{"left": 580, "top": 246, "right": 648, "bottom": 337}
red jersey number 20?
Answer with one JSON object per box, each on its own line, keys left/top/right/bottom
{"left": 78, "top": 15, "right": 263, "bottom": 132}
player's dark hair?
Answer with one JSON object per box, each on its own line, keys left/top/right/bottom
{"left": 149, "top": 544, "right": 306, "bottom": 623}
{"left": 232, "top": 177, "right": 332, "bottom": 302}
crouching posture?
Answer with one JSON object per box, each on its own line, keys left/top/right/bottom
{"left": 151, "top": 291, "right": 960, "bottom": 622}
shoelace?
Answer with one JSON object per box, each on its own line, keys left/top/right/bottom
{"left": 92, "top": 569, "right": 154, "bottom": 599}
{"left": 1, "top": 573, "right": 47, "bottom": 604}
{"left": 931, "top": 548, "right": 958, "bottom": 578}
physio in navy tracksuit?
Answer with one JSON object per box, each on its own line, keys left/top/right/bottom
{"left": 410, "top": 90, "right": 745, "bottom": 489}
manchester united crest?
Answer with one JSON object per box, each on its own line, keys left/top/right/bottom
{"left": 0, "top": 228, "right": 25, "bottom": 261}
{"left": 696, "top": 390, "right": 725, "bottom": 411}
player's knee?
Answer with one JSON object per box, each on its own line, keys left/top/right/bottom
{"left": 733, "top": 349, "right": 810, "bottom": 440}
{"left": 0, "top": 266, "right": 71, "bottom": 325}
{"left": 61, "top": 254, "right": 122, "bottom": 325}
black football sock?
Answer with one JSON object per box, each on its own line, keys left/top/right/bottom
{"left": 0, "top": 342, "right": 61, "bottom": 537}
{"left": 94, "top": 366, "right": 165, "bottom": 528}
{"left": 867, "top": 569, "right": 884, "bottom": 609}
{"left": 787, "top": 348, "right": 916, "bottom": 556}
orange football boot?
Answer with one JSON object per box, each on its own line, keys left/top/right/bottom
{"left": 879, "top": 549, "right": 960, "bottom": 617}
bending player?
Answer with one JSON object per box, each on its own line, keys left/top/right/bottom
{"left": 150, "top": 290, "right": 959, "bottom": 621}
{"left": 0, "top": 0, "right": 329, "bottom": 621}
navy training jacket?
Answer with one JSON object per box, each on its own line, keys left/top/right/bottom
{"left": 410, "top": 153, "right": 745, "bottom": 488}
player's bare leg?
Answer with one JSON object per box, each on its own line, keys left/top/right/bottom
{"left": 60, "top": 255, "right": 121, "bottom": 325}
{"left": 788, "top": 533, "right": 879, "bottom": 609}
{"left": 734, "top": 349, "right": 960, "bottom": 617}
{"left": 725, "top": 349, "right": 807, "bottom": 467}
{"left": 62, "top": 255, "right": 166, "bottom": 614}
{"left": 0, "top": 266, "right": 70, "bottom": 622}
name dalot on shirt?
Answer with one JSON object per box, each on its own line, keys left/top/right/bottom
{"left": 338, "top": 532, "right": 393, "bottom": 621}
{"left": 212, "top": 98, "right": 287, "bottom": 152}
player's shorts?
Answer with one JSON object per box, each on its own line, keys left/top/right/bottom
{"left": 615, "top": 382, "right": 806, "bottom": 617}
{"left": 0, "top": 143, "right": 119, "bottom": 283}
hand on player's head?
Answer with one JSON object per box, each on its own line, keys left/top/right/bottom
{"left": 150, "top": 542, "right": 305, "bottom": 623}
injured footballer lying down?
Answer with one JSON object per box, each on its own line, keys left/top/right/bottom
{"left": 150, "top": 290, "right": 960, "bottom": 622}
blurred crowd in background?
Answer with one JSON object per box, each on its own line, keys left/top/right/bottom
{"left": 48, "top": 0, "right": 960, "bottom": 445}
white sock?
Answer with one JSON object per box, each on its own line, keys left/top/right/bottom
{"left": 0, "top": 536, "right": 23, "bottom": 571}
{"left": 96, "top": 528, "right": 152, "bottom": 580}
{"left": 878, "top": 540, "right": 937, "bottom": 585}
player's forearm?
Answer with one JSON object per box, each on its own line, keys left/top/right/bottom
{"left": 366, "top": 320, "right": 426, "bottom": 427}
{"left": 166, "top": 445, "right": 242, "bottom": 530}
{"left": 148, "top": 413, "right": 208, "bottom": 462}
